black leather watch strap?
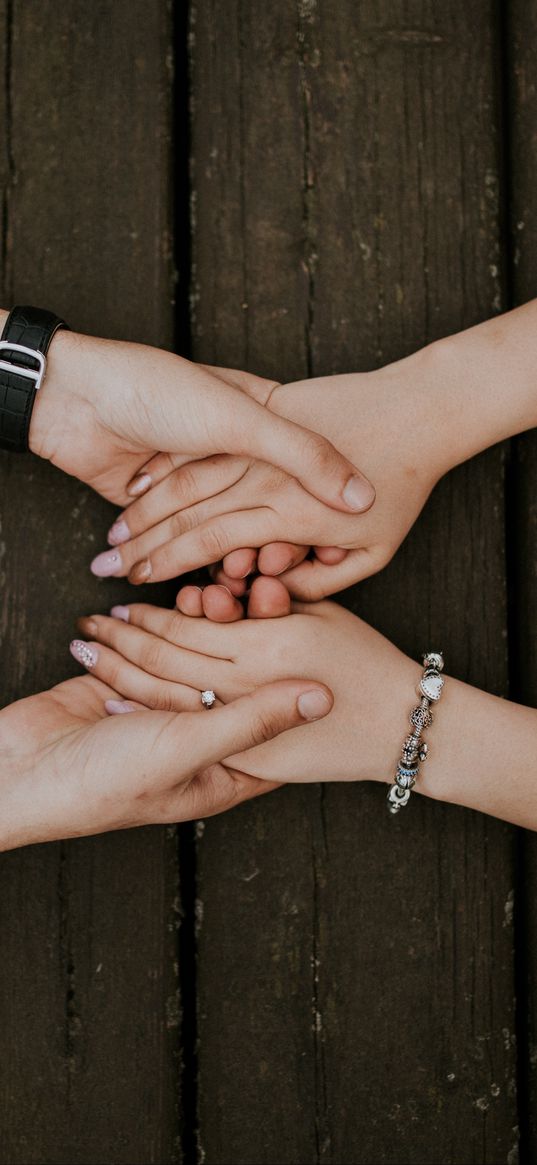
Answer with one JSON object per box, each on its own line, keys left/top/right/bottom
{"left": 0, "top": 305, "right": 69, "bottom": 452}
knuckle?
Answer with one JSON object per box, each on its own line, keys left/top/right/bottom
{"left": 171, "top": 509, "right": 191, "bottom": 536}
{"left": 150, "top": 685, "right": 178, "bottom": 713}
{"left": 197, "top": 524, "right": 229, "bottom": 562}
{"left": 302, "top": 431, "right": 334, "bottom": 474}
{"left": 143, "top": 639, "right": 167, "bottom": 674}
{"left": 174, "top": 463, "right": 198, "bottom": 499}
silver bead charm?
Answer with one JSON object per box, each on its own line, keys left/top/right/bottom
{"left": 423, "top": 652, "right": 444, "bottom": 672}
{"left": 401, "top": 735, "right": 419, "bottom": 765}
{"left": 418, "top": 671, "right": 444, "bottom": 702}
{"left": 387, "top": 784, "right": 411, "bottom": 812}
{"left": 387, "top": 651, "right": 445, "bottom": 817}
{"left": 395, "top": 766, "right": 418, "bottom": 790}
{"left": 410, "top": 705, "right": 433, "bottom": 731}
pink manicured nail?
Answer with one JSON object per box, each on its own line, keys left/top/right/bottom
{"left": 297, "top": 689, "right": 332, "bottom": 721}
{"left": 91, "top": 548, "right": 122, "bottom": 577}
{"left": 108, "top": 519, "right": 130, "bottom": 546}
{"left": 110, "top": 605, "right": 130, "bottom": 622}
{"left": 127, "top": 472, "right": 152, "bottom": 497}
{"left": 104, "top": 699, "right": 137, "bottom": 715}
{"left": 70, "top": 639, "right": 98, "bottom": 670}
{"left": 342, "top": 475, "right": 376, "bottom": 512}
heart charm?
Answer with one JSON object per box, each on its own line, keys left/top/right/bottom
{"left": 419, "top": 672, "right": 444, "bottom": 702}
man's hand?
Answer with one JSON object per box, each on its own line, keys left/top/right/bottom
{"left": 8, "top": 311, "right": 375, "bottom": 516}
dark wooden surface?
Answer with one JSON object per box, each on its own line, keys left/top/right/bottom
{"left": 0, "top": 3, "right": 181, "bottom": 1164}
{"left": 0, "top": 1, "right": 534, "bottom": 1163}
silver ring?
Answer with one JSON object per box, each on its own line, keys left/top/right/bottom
{"left": 201, "top": 689, "right": 216, "bottom": 709}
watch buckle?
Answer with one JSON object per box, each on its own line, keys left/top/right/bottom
{"left": 0, "top": 341, "right": 46, "bottom": 390}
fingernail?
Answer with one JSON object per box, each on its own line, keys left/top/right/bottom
{"left": 129, "top": 558, "right": 152, "bottom": 584}
{"left": 342, "top": 475, "right": 376, "bottom": 512}
{"left": 81, "top": 618, "right": 98, "bottom": 636}
{"left": 127, "top": 472, "right": 152, "bottom": 497}
{"left": 108, "top": 518, "right": 130, "bottom": 546}
{"left": 70, "top": 639, "right": 98, "bottom": 670}
{"left": 297, "top": 689, "right": 332, "bottom": 721}
{"left": 91, "top": 548, "right": 122, "bottom": 577}
{"left": 104, "top": 699, "right": 137, "bottom": 715}
{"left": 274, "top": 559, "right": 295, "bottom": 576}
{"left": 110, "top": 605, "right": 130, "bottom": 622}
{"left": 214, "top": 584, "right": 233, "bottom": 596}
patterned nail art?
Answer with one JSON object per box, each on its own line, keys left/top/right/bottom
{"left": 70, "top": 640, "right": 98, "bottom": 669}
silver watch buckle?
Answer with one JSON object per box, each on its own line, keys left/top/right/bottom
{"left": 0, "top": 341, "right": 46, "bottom": 390}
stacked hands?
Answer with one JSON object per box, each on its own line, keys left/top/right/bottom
{"left": 3, "top": 301, "right": 537, "bottom": 849}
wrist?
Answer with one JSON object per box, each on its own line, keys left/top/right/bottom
{"left": 0, "top": 307, "right": 94, "bottom": 461}
{"left": 28, "top": 326, "right": 95, "bottom": 461}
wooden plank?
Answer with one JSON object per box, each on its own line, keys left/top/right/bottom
{"left": 0, "top": 3, "right": 181, "bottom": 1162}
{"left": 190, "top": 2, "right": 517, "bottom": 1162}
{"left": 506, "top": 3, "right": 537, "bottom": 1161}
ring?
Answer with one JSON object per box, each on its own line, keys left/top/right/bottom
{"left": 201, "top": 689, "right": 216, "bottom": 709}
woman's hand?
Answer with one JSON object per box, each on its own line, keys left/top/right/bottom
{"left": 0, "top": 671, "right": 333, "bottom": 851}
{"left": 76, "top": 581, "right": 537, "bottom": 830}
{"left": 10, "top": 308, "right": 374, "bottom": 517}
{"left": 75, "top": 597, "right": 419, "bottom": 784}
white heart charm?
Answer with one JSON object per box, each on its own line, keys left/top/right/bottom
{"left": 419, "top": 672, "right": 444, "bottom": 702}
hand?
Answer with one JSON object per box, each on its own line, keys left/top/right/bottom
{"left": 0, "top": 670, "right": 333, "bottom": 851}
{"left": 12, "top": 308, "right": 374, "bottom": 516}
{"left": 76, "top": 584, "right": 537, "bottom": 831}
{"left": 75, "top": 594, "right": 419, "bottom": 784}
{"left": 93, "top": 302, "right": 537, "bottom": 599}
{"left": 89, "top": 358, "right": 441, "bottom": 595}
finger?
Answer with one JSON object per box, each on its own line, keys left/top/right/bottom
{"left": 217, "top": 391, "right": 376, "bottom": 515}
{"left": 278, "top": 547, "right": 376, "bottom": 601}
{"left": 164, "top": 767, "right": 281, "bottom": 823}
{"left": 313, "top": 546, "right": 348, "bottom": 565}
{"left": 74, "top": 615, "right": 218, "bottom": 689}
{"left": 180, "top": 680, "right": 334, "bottom": 772}
{"left": 127, "top": 509, "right": 276, "bottom": 585}
{"left": 176, "top": 585, "right": 204, "bottom": 617}
{"left": 247, "top": 577, "right": 292, "bottom": 618}
{"left": 257, "top": 542, "right": 310, "bottom": 576}
{"left": 201, "top": 585, "right": 245, "bottom": 622}
{"left": 105, "top": 698, "right": 148, "bottom": 714}
{"left": 110, "top": 456, "right": 247, "bottom": 545}
{"left": 101, "top": 602, "right": 233, "bottom": 655}
{"left": 70, "top": 639, "right": 205, "bottom": 711}
{"left": 212, "top": 568, "right": 248, "bottom": 596}
{"left": 93, "top": 485, "right": 255, "bottom": 579}
{"left": 221, "top": 547, "right": 258, "bottom": 579}
{"left": 127, "top": 452, "right": 184, "bottom": 497}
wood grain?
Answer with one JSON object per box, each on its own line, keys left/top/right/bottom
{"left": 506, "top": 3, "right": 537, "bottom": 1162}
{"left": 190, "top": 2, "right": 517, "bottom": 1162}
{"left": 0, "top": 3, "right": 181, "bottom": 1162}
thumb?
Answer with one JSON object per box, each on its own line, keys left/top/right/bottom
{"left": 219, "top": 390, "right": 375, "bottom": 515}
{"left": 184, "top": 680, "right": 333, "bottom": 772}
